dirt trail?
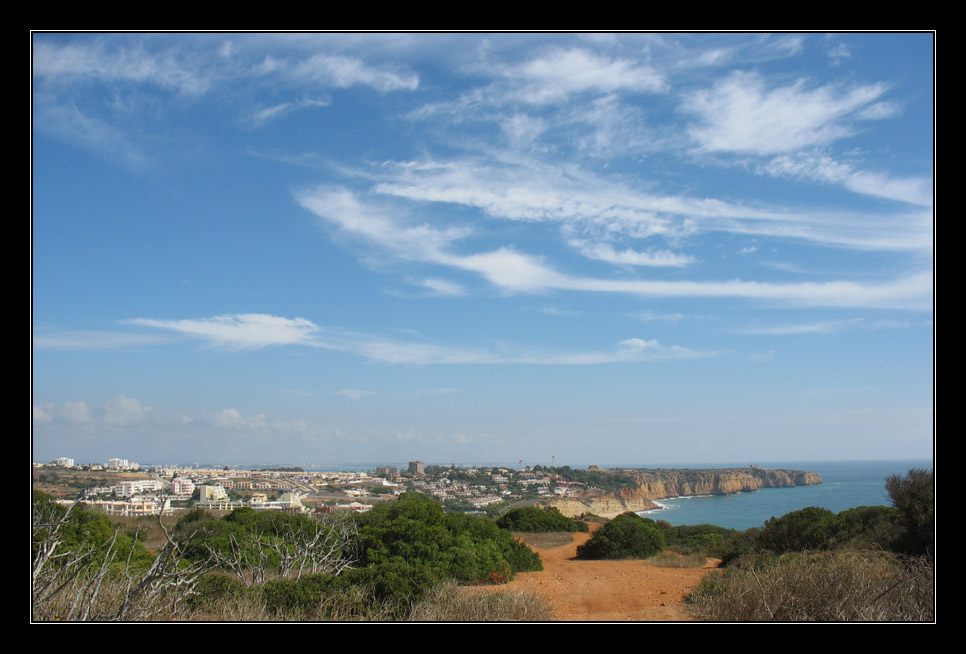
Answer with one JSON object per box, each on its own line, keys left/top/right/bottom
{"left": 501, "top": 532, "right": 718, "bottom": 621}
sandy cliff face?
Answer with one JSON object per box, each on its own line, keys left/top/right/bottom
{"left": 548, "top": 468, "right": 822, "bottom": 518}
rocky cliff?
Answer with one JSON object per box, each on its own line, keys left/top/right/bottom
{"left": 547, "top": 467, "right": 822, "bottom": 518}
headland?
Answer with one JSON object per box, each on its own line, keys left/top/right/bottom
{"left": 547, "top": 467, "right": 823, "bottom": 518}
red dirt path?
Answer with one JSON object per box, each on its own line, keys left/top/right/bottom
{"left": 500, "top": 531, "right": 718, "bottom": 621}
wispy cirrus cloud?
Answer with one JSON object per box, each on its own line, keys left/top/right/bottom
{"left": 496, "top": 47, "right": 668, "bottom": 104}
{"left": 32, "top": 36, "right": 421, "bottom": 168}
{"left": 682, "top": 71, "right": 889, "bottom": 154}
{"left": 760, "top": 153, "right": 932, "bottom": 207}
{"left": 126, "top": 313, "right": 322, "bottom": 350}
{"left": 365, "top": 158, "right": 931, "bottom": 254}
{"left": 569, "top": 239, "right": 697, "bottom": 267}
{"left": 245, "top": 97, "right": 332, "bottom": 127}
{"left": 743, "top": 322, "right": 838, "bottom": 335}
{"left": 280, "top": 53, "right": 419, "bottom": 92}
{"left": 41, "top": 311, "right": 708, "bottom": 367}
{"left": 334, "top": 333, "right": 704, "bottom": 366}
{"left": 296, "top": 183, "right": 932, "bottom": 310}
{"left": 32, "top": 39, "right": 214, "bottom": 95}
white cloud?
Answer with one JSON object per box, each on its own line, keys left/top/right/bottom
{"left": 285, "top": 53, "right": 419, "bottom": 92}
{"left": 295, "top": 185, "right": 471, "bottom": 261}
{"left": 32, "top": 39, "right": 212, "bottom": 95}
{"left": 127, "top": 313, "right": 321, "bottom": 349}
{"left": 62, "top": 401, "right": 93, "bottom": 423}
{"left": 299, "top": 183, "right": 931, "bottom": 309}
{"left": 33, "top": 103, "right": 153, "bottom": 170}
{"left": 210, "top": 407, "right": 268, "bottom": 430}
{"left": 761, "top": 154, "right": 932, "bottom": 207}
{"left": 443, "top": 248, "right": 565, "bottom": 293}
{"left": 338, "top": 389, "right": 376, "bottom": 401}
{"left": 246, "top": 97, "right": 332, "bottom": 126}
{"left": 683, "top": 71, "right": 888, "bottom": 154}
{"left": 415, "top": 278, "right": 467, "bottom": 296}
{"left": 368, "top": 157, "right": 931, "bottom": 253}
{"left": 502, "top": 47, "right": 668, "bottom": 104}
{"left": 630, "top": 310, "right": 686, "bottom": 322}
{"left": 103, "top": 395, "right": 151, "bottom": 426}
{"left": 570, "top": 239, "right": 696, "bottom": 267}
{"left": 826, "top": 42, "right": 852, "bottom": 63}
{"left": 317, "top": 329, "right": 703, "bottom": 366}
{"left": 743, "top": 322, "right": 836, "bottom": 335}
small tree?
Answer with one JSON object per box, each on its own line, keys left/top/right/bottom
{"left": 757, "top": 507, "right": 837, "bottom": 553}
{"left": 576, "top": 512, "right": 665, "bottom": 560}
{"left": 885, "top": 468, "right": 934, "bottom": 555}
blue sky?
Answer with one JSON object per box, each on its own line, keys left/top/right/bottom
{"left": 31, "top": 33, "right": 934, "bottom": 467}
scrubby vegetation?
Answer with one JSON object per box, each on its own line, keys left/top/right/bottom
{"left": 496, "top": 506, "right": 588, "bottom": 533}
{"left": 32, "top": 491, "right": 544, "bottom": 621}
{"left": 576, "top": 512, "right": 665, "bottom": 560}
{"left": 687, "top": 468, "right": 935, "bottom": 622}
{"left": 688, "top": 549, "right": 933, "bottom": 621}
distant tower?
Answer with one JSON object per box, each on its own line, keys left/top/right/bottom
{"left": 551, "top": 455, "right": 556, "bottom": 467}
{"left": 408, "top": 461, "right": 426, "bottom": 475}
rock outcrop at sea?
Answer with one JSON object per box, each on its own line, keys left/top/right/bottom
{"left": 548, "top": 467, "right": 823, "bottom": 518}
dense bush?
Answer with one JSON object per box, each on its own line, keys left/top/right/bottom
{"left": 886, "top": 468, "right": 934, "bottom": 555}
{"left": 576, "top": 512, "right": 665, "bottom": 560}
{"left": 659, "top": 523, "right": 739, "bottom": 557}
{"left": 496, "top": 506, "right": 588, "bottom": 533}
{"left": 357, "top": 493, "right": 542, "bottom": 586}
{"left": 739, "top": 504, "right": 905, "bottom": 558}
{"left": 757, "top": 506, "right": 839, "bottom": 553}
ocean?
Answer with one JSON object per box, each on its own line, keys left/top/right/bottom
{"left": 630, "top": 459, "right": 933, "bottom": 531}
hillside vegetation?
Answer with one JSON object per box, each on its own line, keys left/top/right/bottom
{"left": 496, "top": 506, "right": 588, "bottom": 533}
{"left": 686, "top": 468, "right": 934, "bottom": 622}
{"left": 32, "top": 491, "right": 544, "bottom": 621}
{"left": 32, "top": 469, "right": 933, "bottom": 622}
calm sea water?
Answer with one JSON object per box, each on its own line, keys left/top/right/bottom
{"left": 629, "top": 459, "right": 933, "bottom": 530}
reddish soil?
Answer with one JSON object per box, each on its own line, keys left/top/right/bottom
{"left": 501, "top": 531, "right": 718, "bottom": 621}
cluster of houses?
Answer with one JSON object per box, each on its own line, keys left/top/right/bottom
{"left": 41, "top": 457, "right": 592, "bottom": 518}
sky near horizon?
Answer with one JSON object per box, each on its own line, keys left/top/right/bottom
{"left": 32, "top": 33, "right": 934, "bottom": 467}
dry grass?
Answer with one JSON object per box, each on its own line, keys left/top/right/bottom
{"left": 648, "top": 551, "right": 710, "bottom": 568}
{"left": 687, "top": 549, "right": 934, "bottom": 622}
{"left": 408, "top": 581, "right": 554, "bottom": 622}
{"left": 513, "top": 531, "right": 576, "bottom": 550}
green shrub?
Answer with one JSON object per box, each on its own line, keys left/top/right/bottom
{"left": 757, "top": 506, "right": 838, "bottom": 553}
{"left": 496, "top": 506, "right": 588, "bottom": 533}
{"left": 576, "top": 512, "right": 665, "bottom": 560}
{"left": 357, "top": 493, "right": 542, "bottom": 585}
{"left": 660, "top": 523, "right": 738, "bottom": 557}
{"left": 831, "top": 505, "right": 902, "bottom": 551}
{"left": 886, "top": 468, "right": 934, "bottom": 555}
{"left": 261, "top": 574, "right": 339, "bottom": 614}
